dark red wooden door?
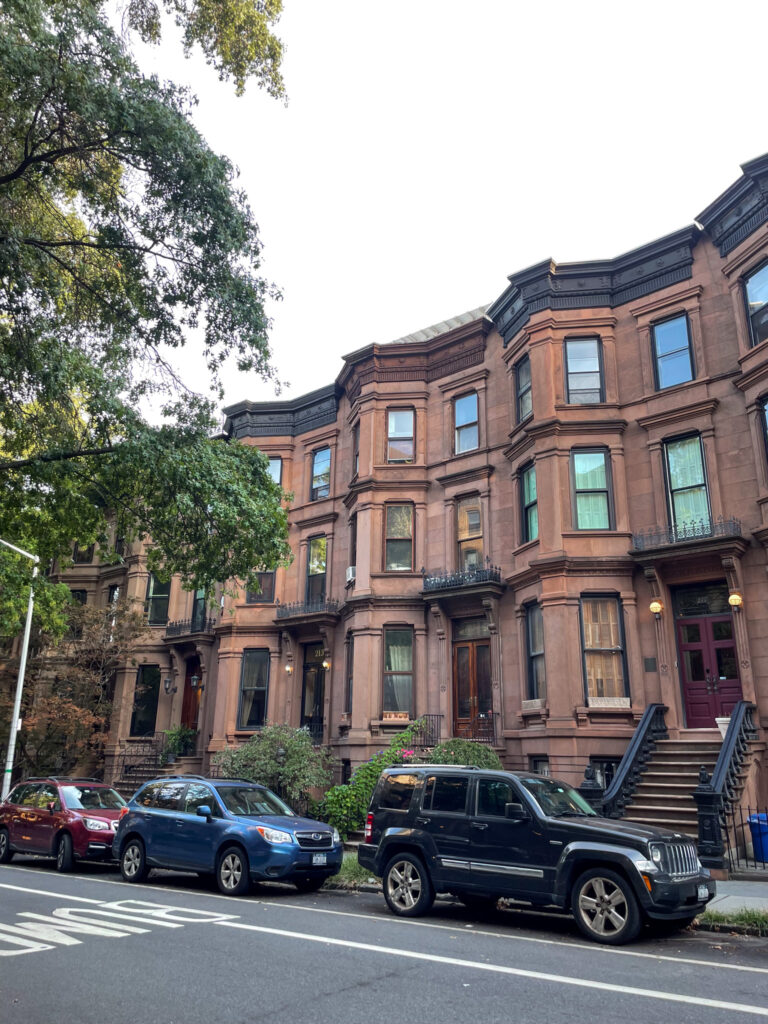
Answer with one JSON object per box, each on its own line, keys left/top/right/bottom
{"left": 677, "top": 615, "right": 742, "bottom": 728}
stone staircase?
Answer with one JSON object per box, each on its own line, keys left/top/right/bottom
{"left": 620, "top": 735, "right": 722, "bottom": 838}
{"left": 112, "top": 755, "right": 205, "bottom": 800}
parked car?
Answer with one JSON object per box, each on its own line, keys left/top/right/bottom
{"left": 0, "top": 776, "right": 127, "bottom": 871}
{"left": 358, "top": 765, "right": 716, "bottom": 945}
{"left": 112, "top": 776, "right": 343, "bottom": 896}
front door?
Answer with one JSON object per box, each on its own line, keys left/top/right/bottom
{"left": 181, "top": 658, "right": 201, "bottom": 732}
{"left": 453, "top": 640, "right": 492, "bottom": 739}
{"left": 301, "top": 644, "right": 325, "bottom": 744}
{"left": 677, "top": 615, "right": 742, "bottom": 728}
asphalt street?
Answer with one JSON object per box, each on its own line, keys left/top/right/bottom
{"left": 1, "top": 859, "right": 767, "bottom": 1024}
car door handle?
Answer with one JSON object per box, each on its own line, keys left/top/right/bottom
{"left": 175, "top": 819, "right": 184, "bottom": 827}
{"left": 415, "top": 816, "right": 430, "bottom": 826}
{"left": 471, "top": 822, "right": 488, "bottom": 830}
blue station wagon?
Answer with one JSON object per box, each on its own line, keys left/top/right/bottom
{"left": 112, "top": 776, "right": 343, "bottom": 896}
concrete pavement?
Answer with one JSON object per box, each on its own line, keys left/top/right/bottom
{"left": 708, "top": 878, "right": 768, "bottom": 914}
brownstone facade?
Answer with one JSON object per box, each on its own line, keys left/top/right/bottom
{"left": 60, "top": 155, "right": 768, "bottom": 801}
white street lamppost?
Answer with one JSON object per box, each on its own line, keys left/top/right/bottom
{"left": 1, "top": 538, "right": 39, "bottom": 800}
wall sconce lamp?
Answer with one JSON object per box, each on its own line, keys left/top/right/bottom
{"left": 322, "top": 658, "right": 331, "bottom": 671}
{"left": 285, "top": 664, "right": 293, "bottom": 674}
{"left": 163, "top": 677, "right": 177, "bottom": 695}
{"left": 190, "top": 674, "right": 204, "bottom": 692}
{"left": 728, "top": 592, "right": 744, "bottom": 612}
{"left": 649, "top": 599, "right": 664, "bottom": 620}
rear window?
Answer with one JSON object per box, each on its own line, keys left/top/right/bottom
{"left": 376, "top": 773, "right": 417, "bottom": 811}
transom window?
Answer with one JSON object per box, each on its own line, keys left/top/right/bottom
{"left": 565, "top": 338, "right": 603, "bottom": 404}
{"left": 306, "top": 536, "right": 327, "bottom": 603}
{"left": 526, "top": 603, "right": 546, "bottom": 701}
{"left": 521, "top": 463, "right": 538, "bottom": 543}
{"left": 664, "top": 435, "right": 710, "bottom": 533}
{"left": 238, "top": 649, "right": 270, "bottom": 730}
{"left": 456, "top": 496, "right": 482, "bottom": 570}
{"left": 383, "top": 627, "right": 413, "bottom": 714}
{"left": 387, "top": 409, "right": 414, "bottom": 463}
{"left": 745, "top": 262, "right": 768, "bottom": 347}
{"left": 311, "top": 447, "right": 331, "bottom": 501}
{"left": 516, "top": 354, "right": 532, "bottom": 422}
{"left": 454, "top": 392, "right": 479, "bottom": 453}
{"left": 571, "top": 450, "right": 612, "bottom": 530}
{"left": 652, "top": 314, "right": 694, "bottom": 389}
{"left": 385, "top": 504, "right": 413, "bottom": 571}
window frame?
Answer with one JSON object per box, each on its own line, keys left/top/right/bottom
{"left": 246, "top": 571, "right": 276, "bottom": 604}
{"left": 454, "top": 392, "right": 479, "bottom": 454}
{"left": 382, "top": 626, "right": 413, "bottom": 716}
{"left": 744, "top": 260, "right": 768, "bottom": 348}
{"left": 384, "top": 503, "right": 414, "bottom": 572}
{"left": 352, "top": 420, "right": 360, "bottom": 478}
{"left": 72, "top": 542, "right": 95, "bottom": 564}
{"left": 570, "top": 448, "right": 614, "bottom": 530}
{"left": 760, "top": 395, "right": 768, "bottom": 471}
{"left": 579, "top": 595, "right": 629, "bottom": 703}
{"left": 343, "top": 632, "right": 354, "bottom": 715}
{"left": 387, "top": 408, "right": 415, "bottom": 464}
{"left": 267, "top": 457, "right": 282, "bottom": 485}
{"left": 526, "top": 602, "right": 546, "bottom": 701}
{"left": 306, "top": 535, "right": 327, "bottom": 603}
{"left": 310, "top": 447, "right": 331, "bottom": 501}
{"left": 237, "top": 648, "right": 270, "bottom": 731}
{"left": 520, "top": 462, "right": 538, "bottom": 543}
{"left": 663, "top": 433, "right": 711, "bottom": 535}
{"left": 130, "top": 664, "right": 161, "bottom": 737}
{"left": 145, "top": 574, "right": 171, "bottom": 625}
{"left": 564, "top": 336, "right": 604, "bottom": 404}
{"left": 456, "top": 495, "right": 483, "bottom": 570}
{"left": 515, "top": 354, "right": 532, "bottom": 423}
{"left": 651, "top": 313, "right": 695, "bottom": 390}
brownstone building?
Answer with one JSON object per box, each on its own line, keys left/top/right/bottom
{"left": 62, "top": 156, "right": 768, "bottom": 817}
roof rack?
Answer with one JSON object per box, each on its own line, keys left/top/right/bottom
{"left": 385, "top": 764, "right": 483, "bottom": 771}
{"left": 212, "top": 778, "right": 266, "bottom": 786}
{"left": 27, "top": 776, "right": 103, "bottom": 783}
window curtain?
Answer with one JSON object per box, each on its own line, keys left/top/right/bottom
{"left": 384, "top": 629, "right": 412, "bottom": 712}
{"left": 582, "top": 599, "right": 625, "bottom": 698}
{"left": 239, "top": 651, "right": 269, "bottom": 729}
{"left": 667, "top": 437, "right": 708, "bottom": 526}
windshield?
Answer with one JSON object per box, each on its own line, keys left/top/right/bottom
{"left": 216, "top": 785, "right": 293, "bottom": 817}
{"left": 61, "top": 786, "right": 126, "bottom": 811}
{"left": 516, "top": 776, "right": 596, "bottom": 817}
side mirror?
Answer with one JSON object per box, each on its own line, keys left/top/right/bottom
{"left": 47, "top": 802, "right": 56, "bottom": 815}
{"left": 505, "top": 802, "right": 527, "bottom": 820}
{"left": 196, "top": 805, "right": 212, "bottom": 820}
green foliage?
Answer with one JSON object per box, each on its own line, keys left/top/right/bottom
{"left": 332, "top": 851, "right": 379, "bottom": 887}
{"left": 428, "top": 738, "right": 503, "bottom": 769}
{"left": 699, "top": 909, "right": 768, "bottom": 936}
{"left": 162, "top": 723, "right": 198, "bottom": 758}
{"left": 318, "top": 721, "right": 422, "bottom": 839}
{"left": 212, "top": 723, "right": 334, "bottom": 809}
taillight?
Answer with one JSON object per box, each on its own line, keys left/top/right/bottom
{"left": 119, "top": 806, "right": 129, "bottom": 819}
{"left": 364, "top": 812, "right": 374, "bottom": 843}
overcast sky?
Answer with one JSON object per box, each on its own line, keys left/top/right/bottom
{"left": 133, "top": 0, "right": 768, "bottom": 410}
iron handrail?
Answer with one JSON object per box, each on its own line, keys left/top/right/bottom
{"left": 601, "top": 703, "right": 668, "bottom": 817}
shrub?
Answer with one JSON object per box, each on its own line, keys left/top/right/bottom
{"left": 428, "top": 738, "right": 503, "bottom": 769}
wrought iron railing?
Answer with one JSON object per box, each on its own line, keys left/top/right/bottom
{"left": 113, "top": 732, "right": 165, "bottom": 785}
{"left": 723, "top": 804, "right": 768, "bottom": 872}
{"left": 422, "top": 565, "right": 502, "bottom": 592}
{"left": 412, "top": 714, "right": 443, "bottom": 748}
{"left": 694, "top": 701, "right": 758, "bottom": 868}
{"left": 632, "top": 516, "right": 742, "bottom": 551}
{"left": 454, "top": 712, "right": 498, "bottom": 746}
{"left": 275, "top": 598, "right": 340, "bottom": 619}
{"left": 598, "top": 703, "right": 669, "bottom": 817}
{"left": 165, "top": 615, "right": 216, "bottom": 637}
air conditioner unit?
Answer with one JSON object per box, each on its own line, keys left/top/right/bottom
{"left": 345, "top": 565, "right": 356, "bottom": 584}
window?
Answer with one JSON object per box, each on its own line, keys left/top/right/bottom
{"left": 571, "top": 449, "right": 612, "bottom": 529}
{"left": 344, "top": 633, "right": 354, "bottom": 715}
{"left": 107, "top": 584, "right": 120, "bottom": 606}
{"left": 130, "top": 664, "right": 161, "bottom": 736}
{"left": 526, "top": 603, "right": 546, "bottom": 700}
{"left": 520, "top": 463, "right": 538, "bottom": 542}
{"left": 311, "top": 447, "right": 330, "bottom": 500}
{"left": 267, "top": 457, "right": 282, "bottom": 485}
{"left": 72, "top": 542, "right": 95, "bottom": 563}
{"left": 246, "top": 572, "right": 275, "bottom": 603}
{"left": 516, "top": 354, "right": 532, "bottom": 422}
{"left": 651, "top": 314, "right": 694, "bottom": 389}
{"left": 237, "top": 649, "right": 270, "bottom": 730}
{"left": 761, "top": 397, "right": 768, "bottom": 465}
{"left": 387, "top": 409, "right": 414, "bottom": 463}
{"left": 70, "top": 589, "right": 88, "bottom": 605}
{"left": 184, "top": 783, "right": 220, "bottom": 816}
{"left": 352, "top": 420, "right": 360, "bottom": 477}
{"left": 590, "top": 757, "right": 620, "bottom": 789}
{"left": 456, "top": 496, "right": 482, "bottom": 570}
{"left": 383, "top": 627, "right": 413, "bottom": 714}
{"left": 190, "top": 587, "right": 207, "bottom": 630}
{"left": 745, "top": 262, "right": 768, "bottom": 347}
{"left": 529, "top": 757, "right": 550, "bottom": 777}
{"left": 145, "top": 574, "right": 171, "bottom": 625}
{"left": 385, "top": 504, "right": 413, "bottom": 571}
{"left": 580, "top": 597, "right": 627, "bottom": 700}
{"left": 477, "top": 777, "right": 518, "bottom": 816}
{"left": 565, "top": 338, "right": 603, "bottom": 403}
{"left": 423, "top": 774, "right": 468, "bottom": 813}
{"left": 377, "top": 773, "right": 417, "bottom": 811}
{"left": 349, "top": 513, "right": 357, "bottom": 572}
{"left": 454, "top": 392, "right": 478, "bottom": 453}
{"left": 306, "top": 536, "right": 327, "bottom": 603}
{"left": 664, "top": 435, "right": 710, "bottom": 533}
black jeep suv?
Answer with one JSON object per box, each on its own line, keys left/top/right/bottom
{"left": 358, "top": 765, "right": 715, "bottom": 944}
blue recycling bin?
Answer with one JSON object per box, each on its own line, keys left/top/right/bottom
{"left": 748, "top": 813, "right": 768, "bottom": 862}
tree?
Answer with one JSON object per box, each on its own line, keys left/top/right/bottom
{"left": 0, "top": 1, "right": 291, "bottom": 635}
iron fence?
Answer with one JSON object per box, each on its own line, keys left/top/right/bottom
{"left": 413, "top": 714, "right": 443, "bottom": 748}
{"left": 632, "top": 515, "right": 742, "bottom": 551}
{"left": 275, "top": 598, "right": 340, "bottom": 619}
{"left": 422, "top": 566, "right": 502, "bottom": 591}
{"left": 454, "top": 712, "right": 499, "bottom": 746}
{"left": 724, "top": 804, "right": 768, "bottom": 873}
{"left": 165, "top": 615, "right": 216, "bottom": 637}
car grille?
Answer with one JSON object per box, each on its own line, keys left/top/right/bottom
{"left": 295, "top": 830, "right": 333, "bottom": 850}
{"left": 660, "top": 841, "right": 699, "bottom": 877}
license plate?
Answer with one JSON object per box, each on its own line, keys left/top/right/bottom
{"left": 312, "top": 853, "right": 327, "bottom": 866}
{"left": 697, "top": 884, "right": 709, "bottom": 900}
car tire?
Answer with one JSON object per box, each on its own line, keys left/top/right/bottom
{"left": 0, "top": 828, "right": 13, "bottom": 863}
{"left": 571, "top": 867, "right": 642, "bottom": 945}
{"left": 382, "top": 852, "right": 435, "bottom": 917}
{"left": 293, "top": 876, "right": 325, "bottom": 894}
{"left": 216, "top": 846, "right": 250, "bottom": 896}
{"left": 55, "top": 832, "right": 75, "bottom": 873}
{"left": 120, "top": 838, "right": 149, "bottom": 883}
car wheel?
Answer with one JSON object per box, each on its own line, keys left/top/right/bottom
{"left": 0, "top": 828, "right": 13, "bottom": 863}
{"left": 571, "top": 867, "right": 642, "bottom": 945}
{"left": 383, "top": 852, "right": 435, "bottom": 917}
{"left": 293, "top": 876, "right": 325, "bottom": 894}
{"left": 120, "top": 838, "right": 149, "bottom": 883}
{"left": 217, "top": 846, "right": 250, "bottom": 896}
{"left": 55, "top": 833, "right": 75, "bottom": 873}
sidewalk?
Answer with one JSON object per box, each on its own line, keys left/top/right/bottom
{"left": 709, "top": 879, "right": 768, "bottom": 914}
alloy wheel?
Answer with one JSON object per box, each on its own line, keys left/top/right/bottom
{"left": 386, "top": 858, "right": 423, "bottom": 912}
{"left": 576, "top": 875, "right": 630, "bottom": 937}
{"left": 220, "top": 852, "right": 243, "bottom": 890}
{"left": 123, "top": 844, "right": 142, "bottom": 878}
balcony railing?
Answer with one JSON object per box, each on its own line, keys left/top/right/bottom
{"left": 422, "top": 565, "right": 502, "bottom": 592}
{"left": 275, "top": 598, "right": 340, "bottom": 619}
{"left": 165, "top": 615, "right": 216, "bottom": 637}
{"left": 632, "top": 516, "right": 742, "bottom": 552}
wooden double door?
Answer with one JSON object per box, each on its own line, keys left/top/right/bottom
{"left": 677, "top": 615, "right": 742, "bottom": 728}
{"left": 452, "top": 639, "right": 492, "bottom": 738}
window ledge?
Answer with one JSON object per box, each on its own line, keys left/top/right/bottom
{"left": 587, "top": 697, "right": 630, "bottom": 708}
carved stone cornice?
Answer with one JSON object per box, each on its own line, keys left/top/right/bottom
{"left": 697, "top": 153, "right": 768, "bottom": 257}
{"left": 222, "top": 384, "right": 340, "bottom": 440}
{"left": 636, "top": 398, "right": 719, "bottom": 433}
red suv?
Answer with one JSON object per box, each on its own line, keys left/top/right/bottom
{"left": 0, "top": 777, "right": 127, "bottom": 871}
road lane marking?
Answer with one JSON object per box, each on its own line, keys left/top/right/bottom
{"left": 216, "top": 920, "right": 768, "bottom": 1017}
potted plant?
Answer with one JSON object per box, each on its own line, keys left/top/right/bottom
{"left": 162, "top": 724, "right": 198, "bottom": 761}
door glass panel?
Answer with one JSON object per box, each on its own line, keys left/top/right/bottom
{"left": 476, "top": 644, "right": 492, "bottom": 715}
{"left": 683, "top": 649, "right": 705, "bottom": 681}
{"left": 716, "top": 647, "right": 737, "bottom": 679}
{"left": 455, "top": 646, "right": 471, "bottom": 718}
{"left": 477, "top": 779, "right": 516, "bottom": 817}
{"left": 680, "top": 623, "right": 701, "bottom": 643}
{"left": 712, "top": 621, "right": 733, "bottom": 642}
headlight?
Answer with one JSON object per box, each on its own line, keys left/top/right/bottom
{"left": 332, "top": 827, "right": 341, "bottom": 844}
{"left": 84, "top": 817, "right": 110, "bottom": 831}
{"left": 255, "top": 826, "right": 293, "bottom": 845}
{"left": 649, "top": 844, "right": 664, "bottom": 865}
